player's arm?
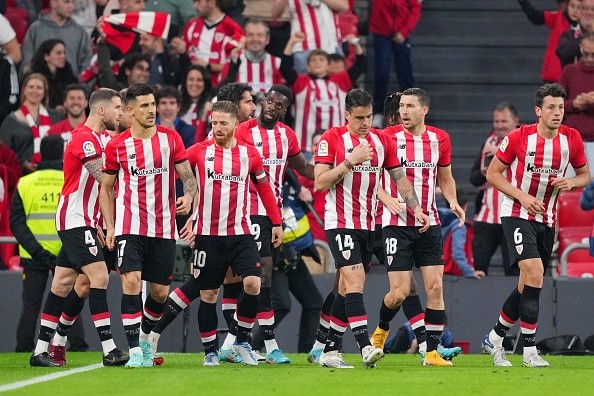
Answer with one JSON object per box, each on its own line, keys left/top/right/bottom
{"left": 314, "top": 143, "right": 372, "bottom": 192}
{"left": 84, "top": 157, "right": 104, "bottom": 183}
{"left": 252, "top": 169, "right": 284, "bottom": 247}
{"left": 99, "top": 172, "right": 117, "bottom": 250}
{"left": 486, "top": 156, "right": 545, "bottom": 216}
{"left": 377, "top": 185, "right": 402, "bottom": 215}
{"left": 386, "top": 166, "right": 429, "bottom": 232}
{"left": 437, "top": 165, "right": 465, "bottom": 226}
{"left": 288, "top": 152, "right": 314, "bottom": 180}
{"left": 551, "top": 165, "right": 590, "bottom": 192}
{"left": 174, "top": 159, "right": 197, "bottom": 216}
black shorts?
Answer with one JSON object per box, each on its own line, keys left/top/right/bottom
{"left": 116, "top": 235, "right": 176, "bottom": 285}
{"left": 501, "top": 217, "right": 554, "bottom": 270}
{"left": 325, "top": 228, "right": 374, "bottom": 269}
{"left": 382, "top": 225, "right": 444, "bottom": 271}
{"left": 57, "top": 227, "right": 105, "bottom": 271}
{"left": 250, "top": 215, "right": 279, "bottom": 264}
{"left": 193, "top": 234, "right": 262, "bottom": 290}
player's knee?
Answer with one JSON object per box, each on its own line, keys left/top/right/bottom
{"left": 242, "top": 275, "right": 261, "bottom": 295}
{"left": 200, "top": 289, "right": 218, "bottom": 304}
{"left": 387, "top": 288, "right": 408, "bottom": 307}
{"left": 120, "top": 272, "right": 141, "bottom": 294}
{"left": 424, "top": 280, "right": 443, "bottom": 301}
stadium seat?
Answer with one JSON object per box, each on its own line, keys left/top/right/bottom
{"left": 556, "top": 190, "right": 594, "bottom": 277}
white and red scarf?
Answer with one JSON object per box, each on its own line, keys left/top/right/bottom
{"left": 20, "top": 104, "right": 51, "bottom": 164}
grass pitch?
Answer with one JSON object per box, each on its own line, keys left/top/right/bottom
{"left": 1, "top": 352, "right": 592, "bottom": 395}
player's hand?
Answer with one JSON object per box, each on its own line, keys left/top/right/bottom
{"left": 414, "top": 208, "right": 430, "bottom": 233}
{"left": 472, "top": 270, "right": 486, "bottom": 280}
{"left": 383, "top": 196, "right": 403, "bottom": 215}
{"left": 519, "top": 193, "right": 546, "bottom": 216}
{"left": 105, "top": 227, "right": 115, "bottom": 251}
{"left": 347, "top": 143, "right": 373, "bottom": 165}
{"left": 450, "top": 202, "right": 466, "bottom": 227}
{"left": 179, "top": 216, "right": 195, "bottom": 245}
{"left": 298, "top": 187, "right": 313, "bottom": 203}
{"left": 96, "top": 227, "right": 106, "bottom": 247}
{"left": 176, "top": 194, "right": 192, "bottom": 215}
{"left": 551, "top": 176, "right": 575, "bottom": 192}
{"left": 271, "top": 225, "right": 283, "bottom": 248}
{"left": 96, "top": 16, "right": 107, "bottom": 41}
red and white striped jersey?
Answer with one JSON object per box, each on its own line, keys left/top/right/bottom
{"left": 235, "top": 119, "right": 302, "bottom": 217}
{"left": 103, "top": 126, "right": 188, "bottom": 239}
{"left": 233, "top": 52, "right": 285, "bottom": 94}
{"left": 475, "top": 182, "right": 507, "bottom": 224}
{"left": 497, "top": 123, "right": 587, "bottom": 227}
{"left": 381, "top": 125, "right": 452, "bottom": 227}
{"left": 315, "top": 126, "right": 400, "bottom": 230}
{"left": 56, "top": 124, "right": 104, "bottom": 231}
{"left": 187, "top": 141, "right": 265, "bottom": 236}
{"left": 292, "top": 72, "right": 352, "bottom": 151}
{"left": 288, "top": 0, "right": 341, "bottom": 53}
{"left": 182, "top": 14, "right": 244, "bottom": 86}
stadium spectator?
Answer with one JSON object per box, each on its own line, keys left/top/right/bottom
{"left": 559, "top": 32, "right": 594, "bottom": 172}
{"left": 26, "top": 39, "right": 79, "bottom": 111}
{"left": 48, "top": 84, "right": 89, "bottom": 143}
{"left": 370, "top": 0, "right": 422, "bottom": 128}
{"left": 155, "top": 86, "right": 196, "bottom": 148}
{"left": 179, "top": 65, "right": 214, "bottom": 142}
{"left": 16, "top": 0, "right": 43, "bottom": 24}
{"left": 0, "top": 73, "right": 64, "bottom": 174}
{"left": 12, "top": 135, "right": 88, "bottom": 353}
{"left": 172, "top": 0, "right": 244, "bottom": 87}
{"left": 469, "top": 102, "right": 519, "bottom": 276}
{"left": 482, "top": 83, "right": 589, "bottom": 368}
{"left": 272, "top": 0, "right": 348, "bottom": 73}
{"left": 280, "top": 31, "right": 366, "bottom": 151}
{"left": 97, "top": 44, "right": 150, "bottom": 90}
{"left": 138, "top": 33, "right": 178, "bottom": 88}
{"left": 21, "top": 0, "right": 92, "bottom": 75}
{"left": 518, "top": 0, "right": 581, "bottom": 83}
{"left": 0, "top": 13, "right": 22, "bottom": 125}
{"left": 72, "top": 0, "right": 110, "bottom": 37}
{"left": 557, "top": 0, "right": 594, "bottom": 67}
{"left": 144, "top": 0, "right": 195, "bottom": 36}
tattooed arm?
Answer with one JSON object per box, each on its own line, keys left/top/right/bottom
{"left": 84, "top": 158, "right": 104, "bottom": 183}
{"left": 174, "top": 159, "right": 197, "bottom": 215}
{"left": 387, "top": 166, "right": 430, "bottom": 232}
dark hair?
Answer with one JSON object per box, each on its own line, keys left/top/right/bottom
{"left": 211, "top": 100, "right": 238, "bottom": 118}
{"left": 244, "top": 19, "right": 270, "bottom": 35}
{"left": 155, "top": 85, "right": 182, "bottom": 105}
{"left": 118, "top": 52, "right": 151, "bottom": 84}
{"left": 218, "top": 82, "right": 253, "bottom": 106}
{"left": 312, "top": 129, "right": 325, "bottom": 141}
{"left": 345, "top": 88, "right": 372, "bottom": 112}
{"left": 494, "top": 100, "right": 519, "bottom": 120}
{"left": 268, "top": 84, "right": 293, "bottom": 104}
{"left": 534, "top": 83, "right": 567, "bottom": 107}
{"left": 40, "top": 135, "right": 64, "bottom": 162}
{"left": 402, "top": 87, "right": 430, "bottom": 108}
{"left": 89, "top": 88, "right": 121, "bottom": 109}
{"left": 29, "top": 39, "right": 78, "bottom": 108}
{"left": 384, "top": 92, "right": 402, "bottom": 125}
{"left": 119, "top": 88, "right": 128, "bottom": 106}
{"left": 580, "top": 32, "right": 594, "bottom": 44}
{"left": 307, "top": 49, "right": 329, "bottom": 63}
{"left": 328, "top": 53, "right": 346, "bottom": 63}
{"left": 125, "top": 83, "right": 154, "bottom": 104}
{"left": 64, "top": 84, "right": 88, "bottom": 98}
{"left": 180, "top": 65, "right": 212, "bottom": 119}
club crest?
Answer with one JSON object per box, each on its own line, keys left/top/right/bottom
{"left": 89, "top": 246, "right": 98, "bottom": 256}
{"left": 342, "top": 250, "right": 351, "bottom": 260}
{"left": 515, "top": 244, "right": 523, "bottom": 255}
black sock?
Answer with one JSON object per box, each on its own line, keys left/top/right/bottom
{"left": 152, "top": 281, "right": 199, "bottom": 334}
{"left": 222, "top": 282, "right": 242, "bottom": 329}
{"left": 424, "top": 308, "right": 445, "bottom": 352}
{"left": 141, "top": 294, "right": 166, "bottom": 335}
{"left": 258, "top": 287, "right": 275, "bottom": 342}
{"left": 37, "top": 292, "right": 65, "bottom": 346}
{"left": 378, "top": 299, "right": 399, "bottom": 331}
{"left": 520, "top": 286, "right": 541, "bottom": 348}
{"left": 315, "top": 291, "right": 336, "bottom": 344}
{"left": 324, "top": 294, "right": 347, "bottom": 353}
{"left": 494, "top": 287, "right": 521, "bottom": 338}
{"left": 121, "top": 294, "right": 141, "bottom": 349}
{"left": 56, "top": 289, "right": 85, "bottom": 337}
{"left": 198, "top": 300, "right": 219, "bottom": 354}
{"left": 345, "top": 293, "right": 371, "bottom": 351}
{"left": 402, "top": 294, "right": 426, "bottom": 343}
{"left": 88, "top": 288, "right": 115, "bottom": 353}
{"left": 236, "top": 293, "right": 259, "bottom": 343}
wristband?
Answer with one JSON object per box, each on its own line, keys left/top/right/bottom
{"left": 343, "top": 159, "right": 354, "bottom": 170}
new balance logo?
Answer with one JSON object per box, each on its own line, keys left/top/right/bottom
{"left": 206, "top": 156, "right": 214, "bottom": 161}
{"left": 128, "top": 154, "right": 136, "bottom": 160}
{"left": 255, "top": 142, "right": 263, "bottom": 147}
{"left": 527, "top": 151, "right": 535, "bottom": 157}
{"left": 398, "top": 144, "right": 406, "bottom": 149}
{"left": 346, "top": 148, "right": 354, "bottom": 153}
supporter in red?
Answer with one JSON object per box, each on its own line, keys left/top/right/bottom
{"left": 557, "top": 0, "right": 594, "bottom": 66}
{"left": 272, "top": 0, "right": 349, "bottom": 73}
{"left": 172, "top": 0, "right": 244, "bottom": 87}
{"left": 560, "top": 32, "right": 594, "bottom": 172}
{"left": 48, "top": 85, "right": 89, "bottom": 143}
{"left": 280, "top": 31, "right": 366, "bottom": 151}
{"left": 178, "top": 65, "right": 214, "bottom": 142}
{"left": 370, "top": 0, "right": 422, "bottom": 128}
{"left": 0, "top": 73, "right": 64, "bottom": 174}
{"left": 518, "top": 0, "right": 581, "bottom": 83}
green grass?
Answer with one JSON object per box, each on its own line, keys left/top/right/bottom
{"left": 1, "top": 353, "right": 593, "bottom": 395}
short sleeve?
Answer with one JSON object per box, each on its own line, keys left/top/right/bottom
{"left": 381, "top": 133, "right": 401, "bottom": 169}
{"left": 287, "top": 127, "right": 302, "bottom": 157}
{"left": 569, "top": 130, "right": 587, "bottom": 169}
{"left": 102, "top": 139, "right": 120, "bottom": 173}
{"left": 438, "top": 132, "right": 452, "bottom": 167}
{"left": 249, "top": 146, "right": 267, "bottom": 184}
{"left": 173, "top": 132, "right": 188, "bottom": 164}
{"left": 496, "top": 129, "right": 519, "bottom": 165}
{"left": 185, "top": 143, "right": 199, "bottom": 169}
{"left": 71, "top": 133, "right": 101, "bottom": 163}
{"left": 314, "top": 131, "right": 336, "bottom": 166}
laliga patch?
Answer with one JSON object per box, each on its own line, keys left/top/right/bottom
{"left": 317, "top": 140, "right": 329, "bottom": 156}
{"left": 342, "top": 250, "right": 351, "bottom": 260}
{"left": 89, "top": 246, "right": 98, "bottom": 256}
{"left": 515, "top": 244, "right": 523, "bottom": 255}
{"left": 499, "top": 136, "right": 509, "bottom": 153}
{"left": 83, "top": 141, "right": 97, "bottom": 157}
